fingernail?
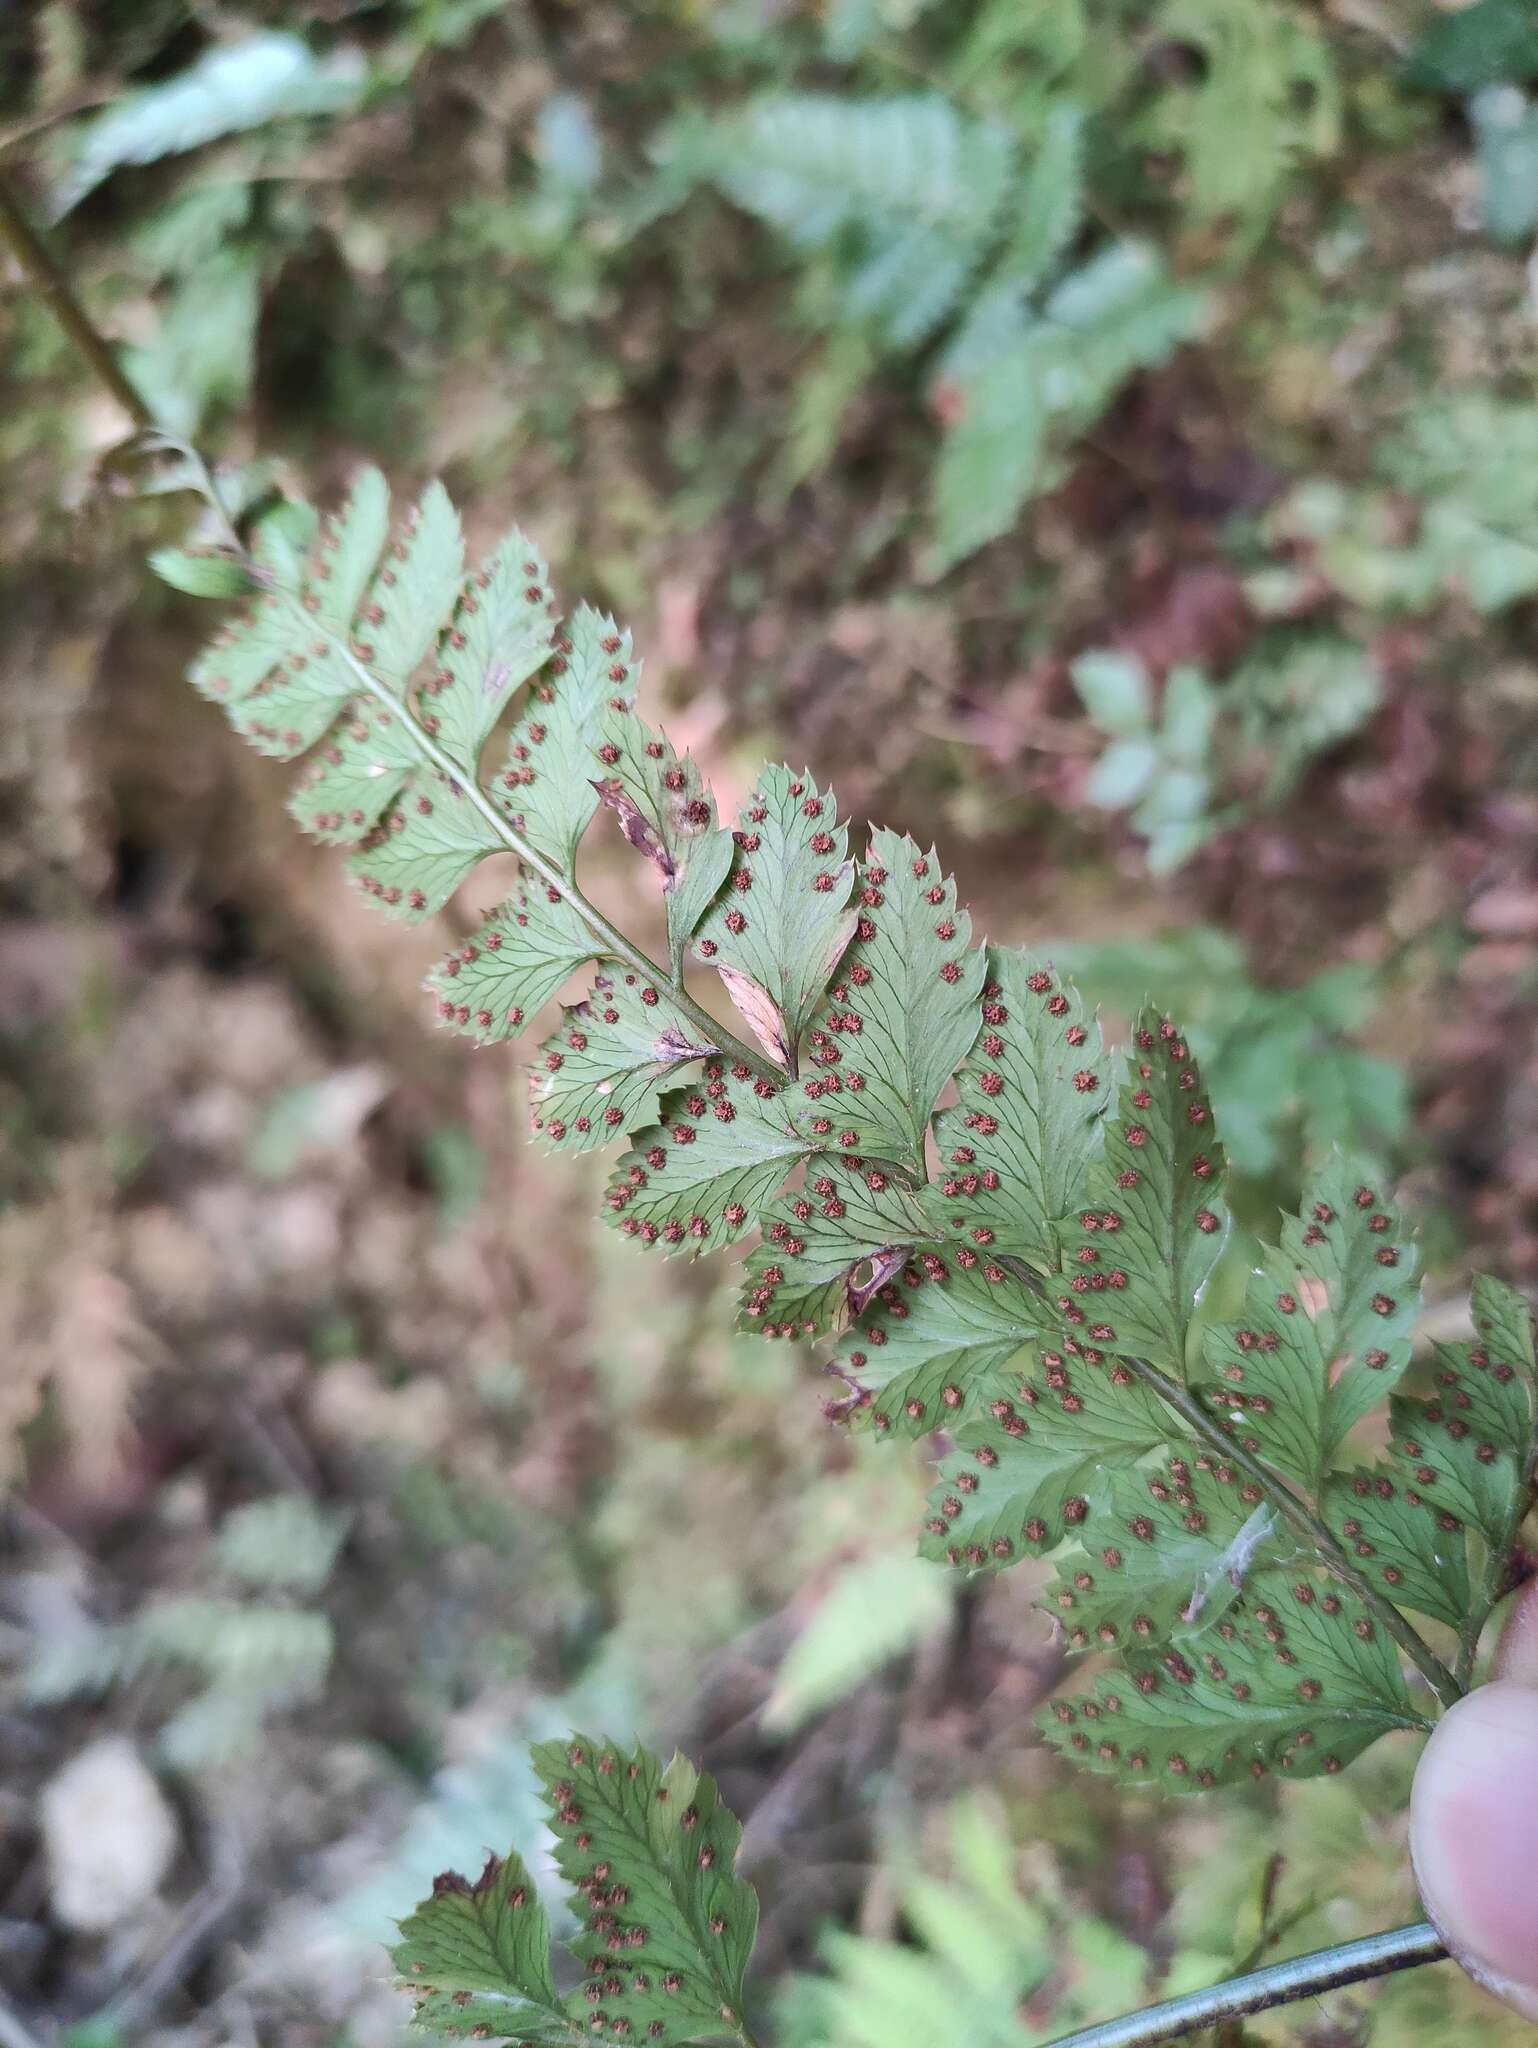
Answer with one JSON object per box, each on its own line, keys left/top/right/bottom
{"left": 1411, "top": 1681, "right": 1538, "bottom": 2020}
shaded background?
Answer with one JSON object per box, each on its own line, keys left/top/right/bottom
{"left": 3, "top": 3, "right": 1538, "bottom": 2044}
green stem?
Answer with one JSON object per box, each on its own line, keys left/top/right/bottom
{"left": 1119, "top": 1353, "right": 1464, "bottom": 1713}
{"left": 1040, "top": 1919, "right": 1446, "bottom": 2048}
{"left": 0, "top": 168, "right": 154, "bottom": 431}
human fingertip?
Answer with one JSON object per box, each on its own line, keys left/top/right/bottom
{"left": 1411, "top": 1679, "right": 1538, "bottom": 2022}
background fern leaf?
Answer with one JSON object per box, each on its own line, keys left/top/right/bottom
{"left": 997, "top": 100, "right": 1084, "bottom": 294}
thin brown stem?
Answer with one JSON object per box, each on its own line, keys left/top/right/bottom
{"left": 1120, "top": 1352, "right": 1464, "bottom": 1712}
{"left": 0, "top": 169, "right": 154, "bottom": 431}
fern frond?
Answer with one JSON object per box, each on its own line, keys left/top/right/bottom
{"left": 158, "top": 464, "right": 1535, "bottom": 1800}
{"left": 51, "top": 30, "right": 364, "bottom": 217}
{"left": 501, "top": 605, "right": 635, "bottom": 869}
{"left": 393, "top": 1734, "right": 760, "bottom": 2047}
{"left": 741, "top": 1164, "right": 948, "bottom": 1340}
{"left": 394, "top": 1848, "right": 583, "bottom": 2047}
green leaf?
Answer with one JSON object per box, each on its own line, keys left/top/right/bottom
{"left": 931, "top": 950, "right": 1109, "bottom": 1276}
{"left": 205, "top": 472, "right": 391, "bottom": 760}
{"left": 127, "top": 248, "right": 263, "bottom": 435}
{"left": 930, "top": 344, "right": 1045, "bottom": 573}
{"left": 765, "top": 1555, "right": 953, "bottom": 1732}
{"left": 427, "top": 883, "right": 600, "bottom": 1045}
{"left": 920, "top": 1348, "right": 1171, "bottom": 1574}
{"left": 361, "top": 483, "right": 466, "bottom": 694}
{"left": 1324, "top": 1467, "right": 1471, "bottom": 1630}
{"left": 1160, "top": 665, "right": 1219, "bottom": 764}
{"left": 832, "top": 1253, "right": 1041, "bottom": 1439}
{"left": 1406, "top": 0, "right": 1538, "bottom": 94}
{"left": 217, "top": 1496, "right": 347, "bottom": 1594}
{"left": 287, "top": 698, "right": 418, "bottom": 842}
{"left": 1281, "top": 1162, "right": 1420, "bottom": 1452}
{"left": 500, "top": 605, "right": 638, "bottom": 872}
{"left": 1043, "top": 1571, "right": 1422, "bottom": 1792}
{"left": 696, "top": 766, "right": 857, "bottom": 1054}
{"left": 790, "top": 830, "right": 985, "bottom": 1175}
{"left": 1059, "top": 1012, "right": 1229, "bottom": 1379}
{"left": 1197, "top": 1164, "right": 1421, "bottom": 1491}
{"left": 1363, "top": 1277, "right": 1537, "bottom": 1632}
{"left": 1462, "top": 1272, "right": 1538, "bottom": 1446}
{"left": 1198, "top": 1246, "right": 1336, "bottom": 1494}
{"left": 349, "top": 771, "right": 500, "bottom": 922}
{"left": 1389, "top": 1395, "right": 1522, "bottom": 1552}
{"left": 606, "top": 1065, "right": 814, "bottom": 1255}
{"left": 741, "top": 1163, "right": 946, "bottom": 1338}
{"left": 1045, "top": 1461, "right": 1290, "bottom": 1655}
{"left": 531, "top": 1736, "right": 758, "bottom": 2046}
{"left": 1001, "top": 100, "right": 1083, "bottom": 294}
{"left": 52, "top": 30, "right": 365, "bottom": 216}
{"left": 1085, "top": 738, "right": 1158, "bottom": 811}
{"left": 528, "top": 971, "right": 715, "bottom": 1155}
{"left": 391, "top": 1851, "right": 579, "bottom": 2045}
{"left": 1474, "top": 86, "right": 1538, "bottom": 245}
{"left": 428, "top": 529, "right": 557, "bottom": 766}
{"left": 314, "top": 466, "right": 393, "bottom": 634}
{"left": 592, "top": 712, "right": 737, "bottom": 975}
{"left": 1042, "top": 243, "right": 1206, "bottom": 387}
{"left": 1071, "top": 650, "right": 1151, "bottom": 738}
{"left": 149, "top": 548, "right": 258, "bottom": 599}
{"left": 713, "top": 94, "right": 1011, "bottom": 351}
